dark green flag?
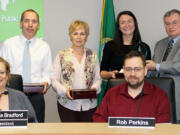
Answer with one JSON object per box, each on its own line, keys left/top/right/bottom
{"left": 97, "top": 0, "right": 115, "bottom": 106}
{"left": 98, "top": 0, "right": 115, "bottom": 61}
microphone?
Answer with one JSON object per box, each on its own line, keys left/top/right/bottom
{"left": 136, "top": 90, "right": 144, "bottom": 117}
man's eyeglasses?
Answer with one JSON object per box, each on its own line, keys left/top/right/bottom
{"left": 124, "top": 67, "right": 144, "bottom": 73}
{"left": 165, "top": 21, "right": 180, "bottom": 27}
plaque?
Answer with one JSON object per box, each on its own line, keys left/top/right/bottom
{"left": 23, "top": 83, "right": 44, "bottom": 93}
{"left": 70, "top": 89, "right": 97, "bottom": 99}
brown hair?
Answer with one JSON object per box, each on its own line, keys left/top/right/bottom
{"left": 20, "top": 9, "right": 39, "bottom": 22}
{"left": 123, "top": 51, "right": 146, "bottom": 67}
{"left": 0, "top": 57, "right": 10, "bottom": 80}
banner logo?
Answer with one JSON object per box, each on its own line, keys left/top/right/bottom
{"left": 0, "top": 0, "right": 44, "bottom": 41}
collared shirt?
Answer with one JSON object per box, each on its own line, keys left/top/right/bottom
{"left": 52, "top": 48, "right": 101, "bottom": 111}
{"left": 93, "top": 81, "right": 170, "bottom": 123}
{"left": 0, "top": 35, "right": 52, "bottom": 84}
{"left": 173, "top": 34, "right": 180, "bottom": 44}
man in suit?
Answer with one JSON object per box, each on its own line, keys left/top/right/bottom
{"left": 146, "top": 9, "right": 180, "bottom": 123}
{"left": 0, "top": 9, "right": 52, "bottom": 122}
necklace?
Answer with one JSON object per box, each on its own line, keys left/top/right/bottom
{"left": 0, "top": 91, "right": 8, "bottom": 97}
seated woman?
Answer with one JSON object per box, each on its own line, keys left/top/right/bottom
{"left": 0, "top": 57, "right": 37, "bottom": 122}
{"left": 52, "top": 20, "right": 101, "bottom": 122}
{"left": 100, "top": 11, "right": 151, "bottom": 79}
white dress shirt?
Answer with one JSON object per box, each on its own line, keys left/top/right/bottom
{"left": 0, "top": 35, "right": 52, "bottom": 85}
{"left": 52, "top": 48, "right": 101, "bottom": 111}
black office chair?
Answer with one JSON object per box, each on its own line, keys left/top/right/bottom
{"left": 6, "top": 74, "right": 37, "bottom": 122}
{"left": 7, "top": 74, "right": 23, "bottom": 92}
{"left": 107, "top": 77, "right": 177, "bottom": 123}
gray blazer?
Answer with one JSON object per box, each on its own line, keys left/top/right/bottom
{"left": 8, "top": 88, "right": 37, "bottom": 122}
{"left": 151, "top": 36, "right": 180, "bottom": 120}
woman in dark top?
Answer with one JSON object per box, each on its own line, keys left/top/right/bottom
{"left": 100, "top": 11, "right": 151, "bottom": 79}
{"left": 0, "top": 57, "right": 37, "bottom": 122}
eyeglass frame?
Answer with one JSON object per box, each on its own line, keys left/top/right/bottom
{"left": 123, "top": 67, "right": 144, "bottom": 73}
{"left": 164, "top": 20, "right": 180, "bottom": 27}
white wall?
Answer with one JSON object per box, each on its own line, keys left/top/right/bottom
{"left": 44, "top": 0, "right": 102, "bottom": 58}
{"left": 44, "top": 0, "right": 180, "bottom": 122}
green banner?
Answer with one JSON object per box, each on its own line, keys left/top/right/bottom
{"left": 97, "top": 0, "right": 115, "bottom": 107}
{"left": 0, "top": 0, "right": 44, "bottom": 41}
{"left": 98, "top": 0, "right": 115, "bottom": 61}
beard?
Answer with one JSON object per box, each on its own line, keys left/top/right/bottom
{"left": 127, "top": 76, "right": 144, "bottom": 89}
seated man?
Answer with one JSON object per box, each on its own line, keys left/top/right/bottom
{"left": 93, "top": 51, "right": 170, "bottom": 123}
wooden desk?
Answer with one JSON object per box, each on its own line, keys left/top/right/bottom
{"left": 0, "top": 123, "right": 179, "bottom": 135}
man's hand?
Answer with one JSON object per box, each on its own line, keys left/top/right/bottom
{"left": 146, "top": 60, "right": 157, "bottom": 70}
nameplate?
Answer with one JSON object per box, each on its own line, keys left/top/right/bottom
{"left": 0, "top": 110, "right": 28, "bottom": 128}
{"left": 108, "top": 117, "right": 155, "bottom": 129}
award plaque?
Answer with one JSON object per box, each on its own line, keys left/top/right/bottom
{"left": 115, "top": 73, "right": 124, "bottom": 78}
{"left": 23, "top": 83, "right": 44, "bottom": 93}
{"left": 70, "top": 89, "right": 97, "bottom": 99}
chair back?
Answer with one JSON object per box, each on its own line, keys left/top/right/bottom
{"left": 107, "top": 77, "right": 176, "bottom": 123}
{"left": 7, "top": 74, "right": 23, "bottom": 92}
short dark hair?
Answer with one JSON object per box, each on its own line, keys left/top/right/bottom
{"left": 164, "top": 9, "right": 180, "bottom": 21}
{"left": 123, "top": 51, "right": 146, "bottom": 67}
{"left": 20, "top": 9, "right": 39, "bottom": 22}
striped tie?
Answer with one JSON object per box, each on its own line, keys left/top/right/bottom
{"left": 162, "top": 39, "right": 174, "bottom": 61}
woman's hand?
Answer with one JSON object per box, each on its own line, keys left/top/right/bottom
{"left": 91, "top": 88, "right": 97, "bottom": 94}
{"left": 66, "top": 89, "right": 73, "bottom": 100}
{"left": 111, "top": 70, "right": 119, "bottom": 78}
{"left": 100, "top": 70, "right": 119, "bottom": 79}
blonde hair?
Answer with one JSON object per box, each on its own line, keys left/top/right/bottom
{"left": 69, "top": 20, "right": 89, "bottom": 36}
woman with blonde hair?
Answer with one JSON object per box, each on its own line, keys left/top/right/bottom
{"left": 52, "top": 20, "right": 101, "bottom": 122}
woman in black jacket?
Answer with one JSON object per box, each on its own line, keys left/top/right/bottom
{"left": 100, "top": 10, "right": 151, "bottom": 79}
